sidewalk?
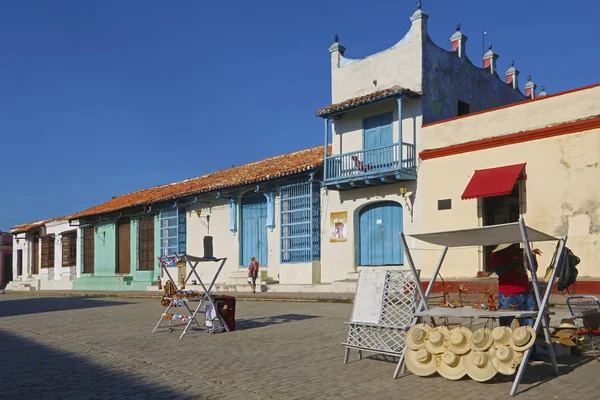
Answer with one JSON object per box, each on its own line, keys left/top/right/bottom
{"left": 1, "top": 289, "right": 593, "bottom": 307}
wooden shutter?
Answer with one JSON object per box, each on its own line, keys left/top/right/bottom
{"left": 138, "top": 217, "right": 154, "bottom": 271}
{"left": 41, "top": 235, "right": 55, "bottom": 269}
{"left": 118, "top": 220, "right": 131, "bottom": 274}
{"left": 83, "top": 227, "right": 95, "bottom": 273}
{"left": 62, "top": 231, "right": 77, "bottom": 267}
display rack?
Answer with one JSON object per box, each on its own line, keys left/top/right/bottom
{"left": 152, "top": 253, "right": 228, "bottom": 339}
{"left": 394, "top": 218, "right": 567, "bottom": 396}
{"left": 342, "top": 268, "right": 424, "bottom": 370}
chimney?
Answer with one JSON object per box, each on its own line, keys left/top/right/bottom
{"left": 450, "top": 24, "right": 468, "bottom": 58}
{"left": 524, "top": 75, "right": 537, "bottom": 99}
{"left": 329, "top": 34, "right": 346, "bottom": 69}
{"left": 410, "top": 1, "right": 429, "bottom": 37}
{"left": 538, "top": 85, "right": 548, "bottom": 97}
{"left": 505, "top": 60, "right": 520, "bottom": 90}
{"left": 483, "top": 43, "right": 499, "bottom": 75}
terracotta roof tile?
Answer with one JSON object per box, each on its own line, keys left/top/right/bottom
{"left": 11, "top": 215, "right": 72, "bottom": 235}
{"left": 70, "top": 145, "right": 329, "bottom": 220}
{"left": 316, "top": 86, "right": 422, "bottom": 117}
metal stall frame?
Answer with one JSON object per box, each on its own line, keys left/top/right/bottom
{"left": 152, "top": 254, "right": 228, "bottom": 339}
{"left": 394, "top": 218, "right": 567, "bottom": 397}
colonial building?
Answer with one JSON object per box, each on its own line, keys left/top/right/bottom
{"left": 317, "top": 3, "right": 530, "bottom": 284}
{"left": 416, "top": 83, "right": 600, "bottom": 289}
{"left": 55, "top": 146, "right": 326, "bottom": 291}
{"left": 8, "top": 216, "right": 80, "bottom": 290}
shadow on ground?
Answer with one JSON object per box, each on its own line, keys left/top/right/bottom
{"left": 0, "top": 296, "right": 132, "bottom": 318}
{"left": 236, "top": 313, "right": 320, "bottom": 330}
{"left": 0, "top": 328, "right": 180, "bottom": 399}
{"left": 363, "top": 351, "right": 598, "bottom": 395}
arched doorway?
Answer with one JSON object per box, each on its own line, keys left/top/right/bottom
{"left": 359, "top": 201, "right": 403, "bottom": 266}
{"left": 240, "top": 193, "right": 268, "bottom": 268}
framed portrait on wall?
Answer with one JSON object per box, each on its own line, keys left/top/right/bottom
{"left": 330, "top": 211, "right": 348, "bottom": 242}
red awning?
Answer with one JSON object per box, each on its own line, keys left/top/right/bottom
{"left": 461, "top": 163, "right": 525, "bottom": 200}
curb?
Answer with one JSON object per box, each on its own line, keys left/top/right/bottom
{"left": 0, "top": 290, "right": 354, "bottom": 304}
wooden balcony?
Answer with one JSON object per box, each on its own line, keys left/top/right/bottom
{"left": 324, "top": 142, "right": 416, "bottom": 189}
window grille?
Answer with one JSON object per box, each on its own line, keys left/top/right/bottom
{"left": 138, "top": 216, "right": 155, "bottom": 271}
{"left": 62, "top": 231, "right": 77, "bottom": 267}
{"left": 280, "top": 182, "right": 321, "bottom": 263}
{"left": 160, "top": 209, "right": 186, "bottom": 257}
{"left": 83, "top": 227, "right": 95, "bottom": 273}
{"left": 41, "top": 235, "right": 55, "bottom": 269}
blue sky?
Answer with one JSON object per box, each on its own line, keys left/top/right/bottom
{"left": 0, "top": 0, "right": 597, "bottom": 231}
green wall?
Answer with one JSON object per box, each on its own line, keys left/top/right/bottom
{"left": 74, "top": 214, "right": 161, "bottom": 291}
{"left": 93, "top": 222, "right": 117, "bottom": 276}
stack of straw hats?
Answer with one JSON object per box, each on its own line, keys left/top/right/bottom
{"left": 404, "top": 324, "right": 538, "bottom": 382}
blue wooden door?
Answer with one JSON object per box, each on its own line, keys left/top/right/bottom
{"left": 363, "top": 113, "right": 393, "bottom": 167}
{"left": 359, "top": 202, "right": 403, "bottom": 266}
{"left": 241, "top": 194, "right": 268, "bottom": 268}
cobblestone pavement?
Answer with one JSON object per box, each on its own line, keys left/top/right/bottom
{"left": 0, "top": 295, "right": 597, "bottom": 400}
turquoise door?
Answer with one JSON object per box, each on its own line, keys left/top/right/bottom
{"left": 363, "top": 113, "right": 393, "bottom": 167}
{"left": 241, "top": 194, "right": 268, "bottom": 268}
{"left": 359, "top": 202, "right": 403, "bottom": 266}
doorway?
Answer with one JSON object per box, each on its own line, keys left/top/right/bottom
{"left": 2, "top": 253, "right": 13, "bottom": 285}
{"left": 482, "top": 184, "right": 521, "bottom": 271}
{"left": 240, "top": 193, "right": 268, "bottom": 268}
{"left": 359, "top": 201, "right": 404, "bottom": 266}
{"left": 32, "top": 235, "right": 40, "bottom": 275}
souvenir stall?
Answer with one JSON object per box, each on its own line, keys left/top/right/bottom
{"left": 152, "top": 253, "right": 233, "bottom": 339}
{"left": 395, "top": 218, "right": 567, "bottom": 396}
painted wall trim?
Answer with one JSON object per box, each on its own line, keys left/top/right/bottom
{"left": 422, "top": 82, "right": 600, "bottom": 128}
{"left": 419, "top": 116, "right": 600, "bottom": 160}
{"left": 229, "top": 198, "right": 238, "bottom": 234}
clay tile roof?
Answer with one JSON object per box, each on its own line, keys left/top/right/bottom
{"left": 11, "top": 215, "right": 72, "bottom": 235}
{"left": 315, "top": 85, "right": 422, "bottom": 117}
{"left": 70, "top": 145, "right": 330, "bottom": 220}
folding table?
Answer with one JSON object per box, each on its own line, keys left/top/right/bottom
{"left": 152, "top": 253, "right": 229, "bottom": 339}
{"left": 393, "top": 218, "right": 567, "bottom": 396}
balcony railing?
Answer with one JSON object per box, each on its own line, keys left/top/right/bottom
{"left": 325, "top": 142, "right": 416, "bottom": 183}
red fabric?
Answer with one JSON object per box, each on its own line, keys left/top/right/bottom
{"left": 462, "top": 163, "right": 525, "bottom": 200}
{"left": 490, "top": 245, "right": 529, "bottom": 294}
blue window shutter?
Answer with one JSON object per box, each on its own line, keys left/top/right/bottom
{"left": 177, "top": 209, "right": 186, "bottom": 254}
{"left": 229, "top": 198, "right": 238, "bottom": 233}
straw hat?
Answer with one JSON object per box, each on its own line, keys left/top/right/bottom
{"left": 446, "top": 327, "right": 472, "bottom": 355}
{"left": 405, "top": 348, "right": 437, "bottom": 376}
{"left": 464, "top": 351, "right": 497, "bottom": 382}
{"left": 437, "top": 351, "right": 466, "bottom": 380}
{"left": 425, "top": 326, "right": 450, "bottom": 354}
{"left": 490, "top": 346, "right": 523, "bottom": 375}
{"left": 509, "top": 326, "right": 537, "bottom": 351}
{"left": 491, "top": 326, "right": 512, "bottom": 348}
{"left": 470, "top": 328, "right": 494, "bottom": 352}
{"left": 406, "top": 323, "right": 432, "bottom": 350}
{"left": 557, "top": 318, "right": 578, "bottom": 330}
{"left": 552, "top": 330, "right": 579, "bottom": 347}
{"left": 492, "top": 243, "right": 515, "bottom": 253}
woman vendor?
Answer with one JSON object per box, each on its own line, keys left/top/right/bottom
{"left": 489, "top": 243, "right": 541, "bottom": 327}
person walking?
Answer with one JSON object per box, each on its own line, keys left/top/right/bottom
{"left": 248, "top": 256, "right": 259, "bottom": 294}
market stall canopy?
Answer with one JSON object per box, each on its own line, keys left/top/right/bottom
{"left": 461, "top": 163, "right": 525, "bottom": 200}
{"left": 408, "top": 222, "right": 558, "bottom": 247}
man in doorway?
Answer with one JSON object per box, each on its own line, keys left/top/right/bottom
{"left": 490, "top": 243, "right": 542, "bottom": 327}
